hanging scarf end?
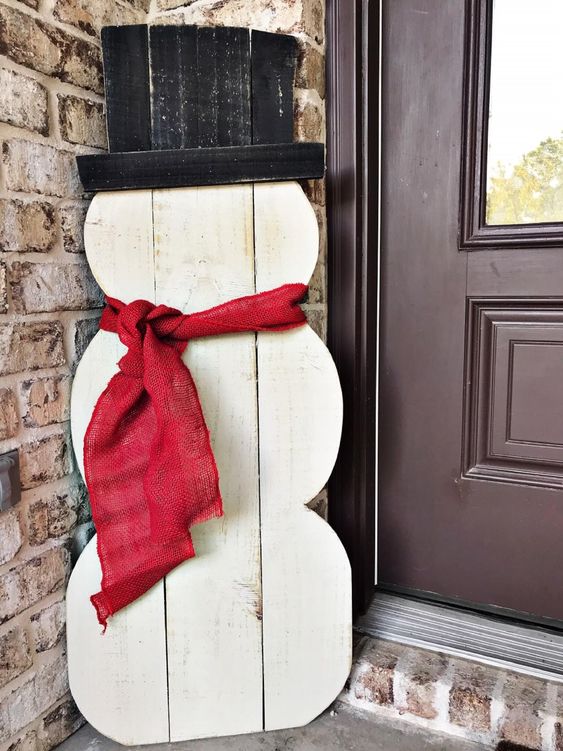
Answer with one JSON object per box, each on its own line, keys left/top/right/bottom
{"left": 91, "top": 591, "right": 112, "bottom": 633}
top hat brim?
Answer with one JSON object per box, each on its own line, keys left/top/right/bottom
{"left": 77, "top": 143, "right": 325, "bottom": 193}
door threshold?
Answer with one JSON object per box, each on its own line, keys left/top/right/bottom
{"left": 356, "top": 592, "right": 563, "bottom": 682}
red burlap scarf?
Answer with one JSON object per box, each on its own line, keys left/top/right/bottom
{"left": 83, "top": 283, "right": 307, "bottom": 628}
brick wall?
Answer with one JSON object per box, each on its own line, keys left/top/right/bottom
{"left": 0, "top": 0, "right": 327, "bottom": 748}
{"left": 0, "top": 0, "right": 149, "bottom": 749}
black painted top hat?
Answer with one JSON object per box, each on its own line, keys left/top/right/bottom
{"left": 77, "top": 25, "right": 324, "bottom": 192}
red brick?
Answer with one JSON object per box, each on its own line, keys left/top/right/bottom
{"left": 30, "top": 600, "right": 65, "bottom": 652}
{"left": 0, "top": 388, "right": 17, "bottom": 441}
{"left": 0, "top": 260, "right": 6, "bottom": 313}
{"left": 158, "top": 0, "right": 323, "bottom": 43}
{"left": 21, "top": 376, "right": 71, "bottom": 429}
{"left": 302, "top": 305, "right": 326, "bottom": 342}
{"left": 0, "top": 68, "right": 49, "bottom": 135}
{"left": 73, "top": 316, "right": 99, "bottom": 368}
{"left": 307, "top": 204, "right": 326, "bottom": 304}
{"left": 5, "top": 728, "right": 39, "bottom": 751}
{"left": 20, "top": 433, "right": 71, "bottom": 490}
{"left": 294, "top": 91, "right": 325, "bottom": 143}
{"left": 0, "top": 321, "right": 65, "bottom": 376}
{"left": 27, "top": 490, "right": 78, "bottom": 546}
{"left": 296, "top": 40, "right": 325, "bottom": 98}
{"left": 0, "top": 5, "right": 103, "bottom": 94}
{"left": 0, "top": 510, "right": 22, "bottom": 565}
{"left": 10, "top": 261, "right": 103, "bottom": 314}
{"left": 3, "top": 140, "right": 81, "bottom": 198}
{"left": 353, "top": 640, "right": 400, "bottom": 706}
{"left": 54, "top": 0, "right": 141, "bottom": 38}
{"left": 0, "top": 626, "right": 32, "bottom": 689}
{"left": 57, "top": 94, "right": 106, "bottom": 149}
{"left": 0, "top": 547, "right": 70, "bottom": 623}
{"left": 39, "top": 698, "right": 84, "bottom": 751}
{"left": 500, "top": 675, "right": 545, "bottom": 750}
{"left": 0, "top": 199, "right": 57, "bottom": 254}
{"left": 123, "top": 0, "right": 151, "bottom": 10}
{"left": 449, "top": 661, "right": 496, "bottom": 732}
{"left": 403, "top": 648, "right": 447, "bottom": 720}
{"left": 302, "top": 0, "right": 324, "bottom": 45}
{"left": 0, "top": 653, "right": 69, "bottom": 741}
{"left": 306, "top": 487, "right": 327, "bottom": 518}
{"left": 60, "top": 202, "right": 88, "bottom": 254}
{"left": 301, "top": 178, "right": 326, "bottom": 206}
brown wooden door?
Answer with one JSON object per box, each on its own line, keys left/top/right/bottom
{"left": 379, "top": 0, "right": 563, "bottom": 622}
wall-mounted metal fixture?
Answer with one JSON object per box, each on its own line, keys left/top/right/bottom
{"left": 0, "top": 450, "right": 20, "bottom": 512}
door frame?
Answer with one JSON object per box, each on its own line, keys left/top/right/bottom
{"left": 326, "top": 0, "right": 563, "bottom": 675}
{"left": 326, "top": 0, "right": 379, "bottom": 616}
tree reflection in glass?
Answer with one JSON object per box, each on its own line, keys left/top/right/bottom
{"left": 485, "top": 0, "right": 563, "bottom": 226}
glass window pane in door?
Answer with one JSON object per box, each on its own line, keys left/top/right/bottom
{"left": 486, "top": 0, "right": 563, "bottom": 226}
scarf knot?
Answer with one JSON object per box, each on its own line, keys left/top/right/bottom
{"left": 102, "top": 297, "right": 189, "bottom": 379}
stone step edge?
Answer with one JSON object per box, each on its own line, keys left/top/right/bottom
{"left": 338, "top": 635, "right": 563, "bottom": 751}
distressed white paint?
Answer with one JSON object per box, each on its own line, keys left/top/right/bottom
{"left": 65, "top": 538, "right": 168, "bottom": 745}
{"left": 254, "top": 183, "right": 352, "bottom": 729}
{"left": 68, "top": 182, "right": 351, "bottom": 746}
{"left": 67, "top": 191, "right": 169, "bottom": 746}
{"left": 154, "top": 186, "right": 263, "bottom": 741}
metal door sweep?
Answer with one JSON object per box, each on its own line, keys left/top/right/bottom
{"left": 358, "top": 592, "right": 563, "bottom": 681}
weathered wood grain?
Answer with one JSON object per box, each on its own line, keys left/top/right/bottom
{"left": 196, "top": 26, "right": 252, "bottom": 148}
{"left": 251, "top": 31, "right": 297, "bottom": 145}
{"left": 67, "top": 191, "right": 168, "bottom": 746}
{"left": 76, "top": 143, "right": 325, "bottom": 191}
{"left": 101, "top": 25, "right": 151, "bottom": 153}
{"left": 155, "top": 185, "right": 263, "bottom": 741}
{"left": 254, "top": 182, "right": 352, "bottom": 730}
{"left": 149, "top": 25, "right": 199, "bottom": 150}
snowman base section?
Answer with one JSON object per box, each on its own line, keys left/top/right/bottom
{"left": 67, "top": 182, "right": 352, "bottom": 745}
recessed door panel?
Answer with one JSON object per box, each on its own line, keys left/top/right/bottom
{"left": 464, "top": 301, "right": 563, "bottom": 487}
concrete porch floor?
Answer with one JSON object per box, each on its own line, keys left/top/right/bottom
{"left": 56, "top": 703, "right": 490, "bottom": 751}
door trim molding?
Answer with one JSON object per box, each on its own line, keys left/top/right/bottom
{"left": 326, "top": 0, "right": 378, "bottom": 616}
{"left": 358, "top": 592, "right": 563, "bottom": 681}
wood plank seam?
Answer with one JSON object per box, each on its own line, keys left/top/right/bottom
{"left": 251, "top": 183, "right": 267, "bottom": 732}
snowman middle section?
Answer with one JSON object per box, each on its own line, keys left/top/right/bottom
{"left": 67, "top": 181, "right": 350, "bottom": 744}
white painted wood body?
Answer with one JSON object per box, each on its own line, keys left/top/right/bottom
{"left": 67, "top": 182, "right": 352, "bottom": 745}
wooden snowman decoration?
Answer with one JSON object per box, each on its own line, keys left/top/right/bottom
{"left": 66, "top": 24, "right": 351, "bottom": 745}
